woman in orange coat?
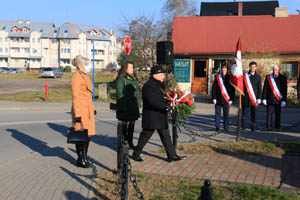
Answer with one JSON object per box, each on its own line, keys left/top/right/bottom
{"left": 71, "top": 55, "right": 96, "bottom": 168}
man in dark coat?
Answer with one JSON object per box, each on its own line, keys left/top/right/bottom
{"left": 211, "top": 65, "right": 235, "bottom": 132}
{"left": 262, "top": 65, "right": 287, "bottom": 131}
{"left": 132, "top": 66, "right": 183, "bottom": 162}
{"left": 242, "top": 61, "right": 262, "bottom": 131}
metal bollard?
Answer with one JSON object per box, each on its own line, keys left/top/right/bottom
{"left": 117, "top": 123, "right": 122, "bottom": 171}
{"left": 120, "top": 141, "right": 129, "bottom": 200}
{"left": 199, "top": 180, "right": 213, "bottom": 200}
{"left": 45, "top": 81, "right": 49, "bottom": 99}
{"left": 117, "top": 122, "right": 130, "bottom": 200}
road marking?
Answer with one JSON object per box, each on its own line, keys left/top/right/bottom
{"left": 0, "top": 118, "right": 125, "bottom": 126}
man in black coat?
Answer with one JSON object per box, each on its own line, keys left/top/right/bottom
{"left": 262, "top": 65, "right": 287, "bottom": 131}
{"left": 211, "top": 65, "right": 235, "bottom": 132}
{"left": 132, "top": 66, "right": 183, "bottom": 162}
{"left": 242, "top": 62, "right": 262, "bottom": 131}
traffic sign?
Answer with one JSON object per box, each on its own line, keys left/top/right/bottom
{"left": 124, "top": 36, "right": 131, "bottom": 55}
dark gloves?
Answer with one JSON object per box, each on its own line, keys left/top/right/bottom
{"left": 75, "top": 117, "right": 81, "bottom": 123}
{"left": 94, "top": 110, "right": 97, "bottom": 115}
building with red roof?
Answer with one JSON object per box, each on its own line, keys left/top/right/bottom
{"left": 172, "top": 8, "right": 300, "bottom": 95}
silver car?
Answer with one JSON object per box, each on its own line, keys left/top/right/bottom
{"left": 41, "top": 67, "right": 63, "bottom": 78}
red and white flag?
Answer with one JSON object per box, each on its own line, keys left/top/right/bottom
{"left": 230, "top": 38, "right": 244, "bottom": 95}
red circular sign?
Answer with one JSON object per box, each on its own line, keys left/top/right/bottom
{"left": 124, "top": 36, "right": 131, "bottom": 55}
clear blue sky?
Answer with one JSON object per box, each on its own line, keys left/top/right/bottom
{"left": 1, "top": 0, "right": 299, "bottom": 34}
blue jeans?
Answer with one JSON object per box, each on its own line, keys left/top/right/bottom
{"left": 215, "top": 104, "right": 229, "bottom": 129}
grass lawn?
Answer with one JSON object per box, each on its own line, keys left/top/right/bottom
{"left": 176, "top": 141, "right": 300, "bottom": 157}
{"left": 0, "top": 71, "right": 116, "bottom": 81}
{"left": 0, "top": 71, "right": 117, "bottom": 102}
{"left": 95, "top": 168, "right": 300, "bottom": 200}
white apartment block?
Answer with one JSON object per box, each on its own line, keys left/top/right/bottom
{"left": 0, "top": 20, "right": 122, "bottom": 70}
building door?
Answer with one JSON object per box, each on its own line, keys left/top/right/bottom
{"left": 191, "top": 59, "right": 208, "bottom": 94}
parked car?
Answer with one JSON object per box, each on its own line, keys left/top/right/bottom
{"left": 0, "top": 67, "right": 9, "bottom": 73}
{"left": 7, "top": 68, "right": 22, "bottom": 73}
{"left": 41, "top": 67, "right": 63, "bottom": 78}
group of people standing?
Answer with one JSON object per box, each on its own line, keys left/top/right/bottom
{"left": 211, "top": 61, "right": 288, "bottom": 133}
{"left": 70, "top": 56, "right": 183, "bottom": 168}
{"left": 69, "top": 55, "right": 296, "bottom": 168}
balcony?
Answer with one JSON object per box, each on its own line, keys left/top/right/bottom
{"left": 10, "top": 42, "right": 30, "bottom": 48}
{"left": 10, "top": 52, "right": 30, "bottom": 58}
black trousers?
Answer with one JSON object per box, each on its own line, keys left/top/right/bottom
{"left": 242, "top": 105, "right": 257, "bottom": 129}
{"left": 266, "top": 104, "right": 281, "bottom": 129}
{"left": 135, "top": 128, "right": 175, "bottom": 159}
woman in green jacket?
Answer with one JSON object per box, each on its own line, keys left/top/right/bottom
{"left": 115, "top": 62, "right": 141, "bottom": 149}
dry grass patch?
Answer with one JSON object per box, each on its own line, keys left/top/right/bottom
{"left": 96, "top": 168, "right": 300, "bottom": 200}
{"left": 174, "top": 141, "right": 300, "bottom": 157}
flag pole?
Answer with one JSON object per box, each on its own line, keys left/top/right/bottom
{"left": 236, "top": 93, "right": 242, "bottom": 142}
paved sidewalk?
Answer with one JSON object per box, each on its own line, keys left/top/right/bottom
{"left": 0, "top": 101, "right": 299, "bottom": 199}
{"left": 131, "top": 152, "right": 300, "bottom": 192}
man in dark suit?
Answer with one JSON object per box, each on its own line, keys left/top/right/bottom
{"left": 132, "top": 66, "right": 183, "bottom": 163}
{"left": 211, "top": 65, "right": 235, "bottom": 132}
{"left": 262, "top": 65, "right": 287, "bottom": 131}
{"left": 242, "top": 61, "right": 262, "bottom": 132}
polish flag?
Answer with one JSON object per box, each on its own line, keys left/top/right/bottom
{"left": 230, "top": 38, "right": 244, "bottom": 95}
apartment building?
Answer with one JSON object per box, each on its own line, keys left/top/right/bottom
{"left": 0, "top": 20, "right": 122, "bottom": 70}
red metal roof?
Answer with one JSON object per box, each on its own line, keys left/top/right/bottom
{"left": 172, "top": 15, "right": 300, "bottom": 54}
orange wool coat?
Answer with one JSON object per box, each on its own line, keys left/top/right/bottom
{"left": 71, "top": 70, "right": 96, "bottom": 136}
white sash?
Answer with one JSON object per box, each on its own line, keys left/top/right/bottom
{"left": 267, "top": 74, "right": 282, "bottom": 101}
{"left": 244, "top": 72, "right": 258, "bottom": 108}
{"left": 216, "top": 74, "right": 230, "bottom": 105}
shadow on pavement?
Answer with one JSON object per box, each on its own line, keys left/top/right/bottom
{"left": 47, "top": 123, "right": 118, "bottom": 152}
{"left": 7, "top": 129, "right": 76, "bottom": 165}
{"left": 61, "top": 166, "right": 110, "bottom": 200}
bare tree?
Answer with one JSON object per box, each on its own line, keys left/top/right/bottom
{"left": 160, "top": 0, "right": 198, "bottom": 40}
{"left": 118, "top": 15, "right": 163, "bottom": 70}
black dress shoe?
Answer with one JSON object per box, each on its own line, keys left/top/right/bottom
{"left": 132, "top": 153, "right": 143, "bottom": 162}
{"left": 168, "top": 155, "right": 184, "bottom": 162}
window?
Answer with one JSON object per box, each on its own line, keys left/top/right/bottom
{"left": 24, "top": 38, "right": 29, "bottom": 43}
{"left": 23, "top": 28, "right": 27, "bottom": 33}
{"left": 37, "top": 38, "right": 40, "bottom": 43}
{"left": 32, "top": 48, "right": 38, "bottom": 54}
{"left": 194, "top": 60, "right": 207, "bottom": 78}
{"left": 0, "top": 48, "right": 2, "bottom": 53}
{"left": 32, "top": 38, "right": 35, "bottom": 43}
{"left": 5, "top": 37, "right": 8, "bottom": 42}
{"left": 281, "top": 61, "right": 299, "bottom": 80}
{"left": 51, "top": 39, "right": 57, "bottom": 44}
{"left": 5, "top": 48, "right": 8, "bottom": 53}
{"left": 12, "top": 48, "right": 20, "bottom": 53}
{"left": 213, "top": 59, "right": 226, "bottom": 74}
{"left": 67, "top": 48, "right": 70, "bottom": 53}
{"left": 62, "top": 39, "right": 70, "bottom": 44}
{"left": 0, "top": 37, "right": 2, "bottom": 42}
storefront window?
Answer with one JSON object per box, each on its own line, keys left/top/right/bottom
{"left": 281, "top": 61, "right": 299, "bottom": 80}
